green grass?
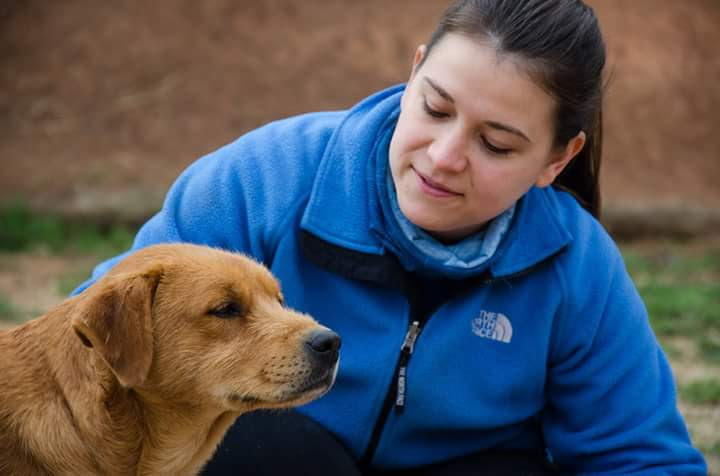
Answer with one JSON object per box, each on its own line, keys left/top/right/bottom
{"left": 698, "top": 336, "right": 720, "bottom": 366}
{"left": 58, "top": 268, "right": 96, "bottom": 297}
{"left": 679, "top": 379, "right": 720, "bottom": 405}
{"left": 0, "top": 202, "right": 137, "bottom": 302}
{"left": 642, "top": 283, "right": 720, "bottom": 335}
{"left": 656, "top": 338, "right": 684, "bottom": 360}
{"left": 0, "top": 202, "right": 135, "bottom": 256}
{"left": 0, "top": 294, "right": 23, "bottom": 323}
{"left": 621, "top": 241, "right": 720, "bottom": 367}
{"left": 702, "top": 442, "right": 720, "bottom": 461}
{"left": 622, "top": 243, "right": 720, "bottom": 322}
{"left": 623, "top": 245, "right": 720, "bottom": 280}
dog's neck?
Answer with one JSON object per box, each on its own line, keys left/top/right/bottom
{"left": 0, "top": 303, "right": 146, "bottom": 474}
{"left": 42, "top": 304, "right": 241, "bottom": 475}
{"left": 134, "top": 399, "right": 240, "bottom": 475}
{"left": 49, "top": 303, "right": 146, "bottom": 472}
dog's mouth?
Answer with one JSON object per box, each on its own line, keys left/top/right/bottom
{"left": 292, "top": 362, "right": 338, "bottom": 397}
{"left": 225, "top": 361, "right": 338, "bottom": 409}
{"left": 227, "top": 394, "right": 262, "bottom": 405}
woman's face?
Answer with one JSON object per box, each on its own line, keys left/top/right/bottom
{"left": 389, "top": 33, "right": 584, "bottom": 242}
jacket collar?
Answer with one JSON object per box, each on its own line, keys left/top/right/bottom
{"left": 488, "top": 185, "right": 573, "bottom": 278}
{"left": 300, "top": 85, "right": 573, "bottom": 279}
{"left": 300, "top": 85, "right": 403, "bottom": 255}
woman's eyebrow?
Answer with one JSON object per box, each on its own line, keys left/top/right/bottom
{"left": 424, "top": 76, "right": 531, "bottom": 143}
{"left": 424, "top": 77, "right": 454, "bottom": 103}
{"left": 486, "top": 121, "right": 531, "bottom": 143}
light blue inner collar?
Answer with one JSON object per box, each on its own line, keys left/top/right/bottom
{"left": 385, "top": 169, "right": 516, "bottom": 270}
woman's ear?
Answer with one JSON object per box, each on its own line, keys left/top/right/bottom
{"left": 409, "top": 44, "right": 427, "bottom": 81}
{"left": 535, "top": 131, "right": 586, "bottom": 188}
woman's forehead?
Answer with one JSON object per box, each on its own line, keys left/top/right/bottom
{"left": 418, "top": 34, "right": 556, "bottom": 138}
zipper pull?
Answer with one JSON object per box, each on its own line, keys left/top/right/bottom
{"left": 395, "top": 321, "right": 421, "bottom": 412}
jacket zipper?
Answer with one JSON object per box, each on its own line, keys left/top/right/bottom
{"left": 360, "top": 320, "right": 423, "bottom": 467}
{"left": 394, "top": 320, "right": 421, "bottom": 412}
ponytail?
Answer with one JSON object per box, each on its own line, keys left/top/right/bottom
{"left": 554, "top": 108, "right": 603, "bottom": 218}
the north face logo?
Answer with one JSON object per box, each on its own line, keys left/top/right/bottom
{"left": 471, "top": 310, "right": 513, "bottom": 343}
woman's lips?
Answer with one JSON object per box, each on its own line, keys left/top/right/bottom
{"left": 413, "top": 168, "right": 462, "bottom": 198}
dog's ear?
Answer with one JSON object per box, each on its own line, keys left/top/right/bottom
{"left": 71, "top": 266, "right": 163, "bottom": 388}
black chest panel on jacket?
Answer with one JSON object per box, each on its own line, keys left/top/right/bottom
{"left": 299, "top": 231, "right": 491, "bottom": 324}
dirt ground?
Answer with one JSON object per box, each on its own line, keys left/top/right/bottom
{"left": 1, "top": 0, "right": 720, "bottom": 236}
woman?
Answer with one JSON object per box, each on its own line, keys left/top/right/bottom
{"left": 75, "top": 0, "right": 707, "bottom": 473}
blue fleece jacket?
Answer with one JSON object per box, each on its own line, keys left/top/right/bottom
{"left": 74, "top": 85, "right": 707, "bottom": 474}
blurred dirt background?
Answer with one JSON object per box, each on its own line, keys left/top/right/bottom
{"left": 1, "top": 0, "right": 720, "bottom": 236}
{"left": 1, "top": 0, "right": 719, "bottom": 470}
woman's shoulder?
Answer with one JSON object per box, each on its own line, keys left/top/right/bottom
{"left": 222, "top": 110, "right": 347, "bottom": 166}
{"left": 547, "top": 186, "right": 620, "bottom": 262}
{"left": 542, "top": 187, "right": 641, "bottom": 324}
{"left": 542, "top": 188, "right": 646, "bottom": 363}
{"left": 538, "top": 187, "right": 627, "bottom": 300}
{"left": 152, "top": 110, "right": 349, "bottom": 251}
{"left": 176, "top": 110, "right": 347, "bottom": 197}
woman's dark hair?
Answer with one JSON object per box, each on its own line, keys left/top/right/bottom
{"left": 421, "top": 0, "right": 606, "bottom": 217}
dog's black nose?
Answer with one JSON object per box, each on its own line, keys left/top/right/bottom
{"left": 306, "top": 329, "right": 341, "bottom": 361}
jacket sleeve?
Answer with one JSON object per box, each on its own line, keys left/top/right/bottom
{"left": 542, "top": 232, "right": 707, "bottom": 474}
{"left": 72, "top": 113, "right": 337, "bottom": 295}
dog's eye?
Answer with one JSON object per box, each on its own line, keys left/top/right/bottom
{"left": 208, "top": 301, "right": 244, "bottom": 319}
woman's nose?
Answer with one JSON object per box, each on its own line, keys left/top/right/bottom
{"left": 426, "top": 126, "right": 468, "bottom": 172}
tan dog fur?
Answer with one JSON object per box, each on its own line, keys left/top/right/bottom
{"left": 0, "top": 244, "right": 339, "bottom": 475}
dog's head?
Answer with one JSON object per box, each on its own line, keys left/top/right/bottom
{"left": 71, "top": 244, "right": 339, "bottom": 411}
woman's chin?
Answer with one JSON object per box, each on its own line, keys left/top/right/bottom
{"left": 403, "top": 210, "right": 488, "bottom": 243}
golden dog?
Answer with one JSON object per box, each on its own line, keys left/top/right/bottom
{"left": 0, "top": 243, "right": 340, "bottom": 475}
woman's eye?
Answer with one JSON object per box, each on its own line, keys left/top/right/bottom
{"left": 422, "top": 99, "right": 449, "bottom": 119}
{"left": 482, "top": 137, "right": 512, "bottom": 156}
{"left": 208, "top": 301, "right": 244, "bottom": 319}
